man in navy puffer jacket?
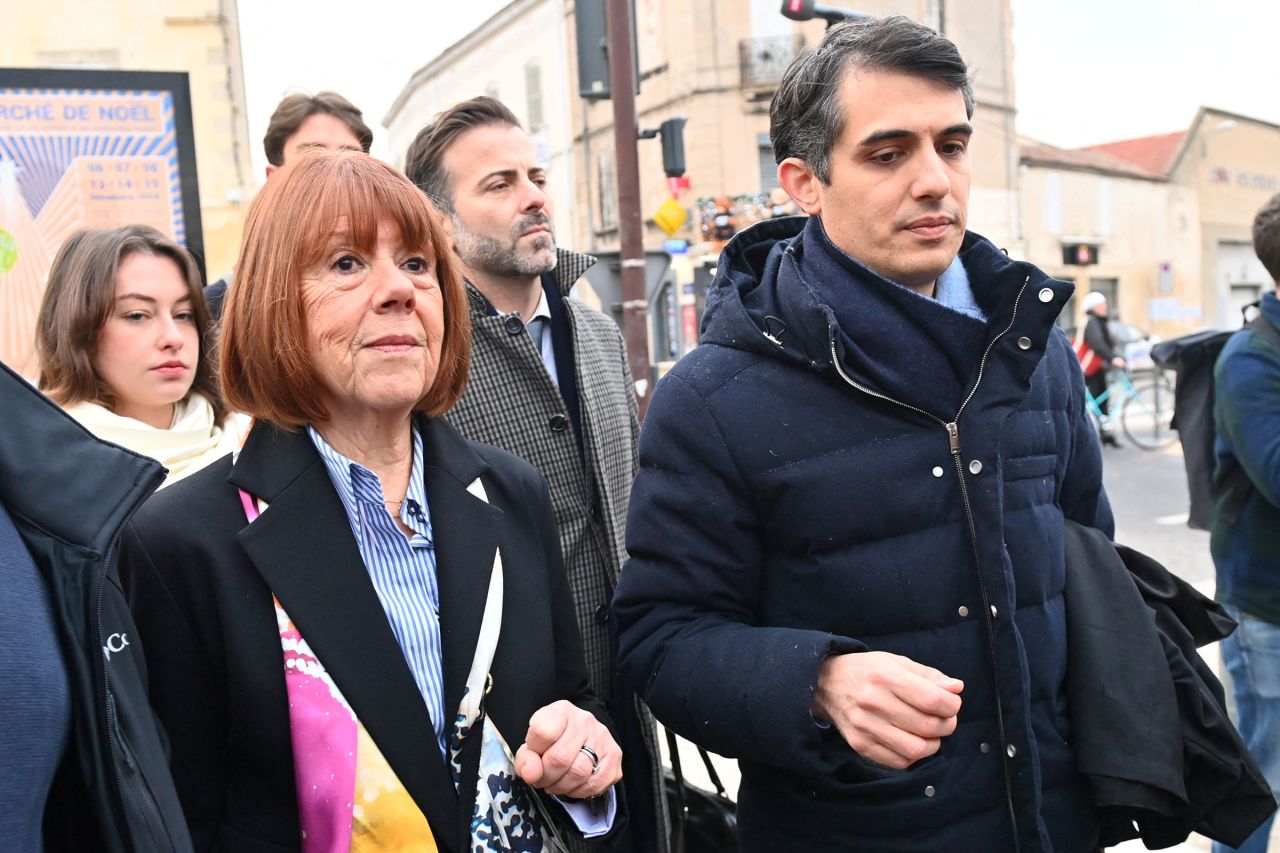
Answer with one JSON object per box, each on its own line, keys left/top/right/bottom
{"left": 613, "top": 16, "right": 1113, "bottom": 853}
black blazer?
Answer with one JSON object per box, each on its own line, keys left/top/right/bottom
{"left": 119, "top": 415, "right": 611, "bottom": 853}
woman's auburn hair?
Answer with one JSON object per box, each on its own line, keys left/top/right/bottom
{"left": 219, "top": 149, "right": 471, "bottom": 428}
{"left": 35, "top": 224, "right": 226, "bottom": 425}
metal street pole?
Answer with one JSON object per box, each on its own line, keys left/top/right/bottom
{"left": 605, "top": 0, "right": 652, "bottom": 418}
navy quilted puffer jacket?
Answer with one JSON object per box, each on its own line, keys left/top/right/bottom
{"left": 615, "top": 216, "right": 1114, "bottom": 853}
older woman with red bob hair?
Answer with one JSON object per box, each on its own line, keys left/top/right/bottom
{"left": 120, "top": 150, "right": 622, "bottom": 853}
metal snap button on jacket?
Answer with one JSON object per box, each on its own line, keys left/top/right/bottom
{"left": 924, "top": 785, "right": 936, "bottom": 797}
{"left": 595, "top": 604, "right": 610, "bottom": 624}
{"left": 958, "top": 605, "right": 969, "bottom": 617}
{"left": 549, "top": 413, "right": 569, "bottom": 432}
{"left": 1038, "top": 287, "right": 1054, "bottom": 303}
{"left": 1017, "top": 336, "right": 1032, "bottom": 350}
{"left": 503, "top": 315, "right": 524, "bottom": 335}
{"left": 1006, "top": 744, "right": 1018, "bottom": 758}
{"left": 969, "top": 459, "right": 983, "bottom": 475}
{"left": 979, "top": 742, "right": 991, "bottom": 754}
{"left": 932, "top": 466, "right": 944, "bottom": 478}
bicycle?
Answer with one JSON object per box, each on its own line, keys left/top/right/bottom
{"left": 1084, "top": 368, "right": 1177, "bottom": 450}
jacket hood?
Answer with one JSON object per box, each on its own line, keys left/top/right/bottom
{"left": 0, "top": 362, "right": 164, "bottom": 552}
{"left": 700, "top": 214, "right": 1073, "bottom": 418}
{"left": 698, "top": 216, "right": 815, "bottom": 362}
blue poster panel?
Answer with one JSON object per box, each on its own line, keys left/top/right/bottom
{"left": 0, "top": 69, "right": 202, "bottom": 376}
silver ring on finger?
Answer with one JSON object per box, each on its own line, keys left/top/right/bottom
{"left": 579, "top": 745, "right": 601, "bottom": 775}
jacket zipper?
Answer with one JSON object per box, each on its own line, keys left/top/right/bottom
{"left": 822, "top": 276, "right": 1030, "bottom": 851}
{"left": 97, "top": 471, "right": 167, "bottom": 852}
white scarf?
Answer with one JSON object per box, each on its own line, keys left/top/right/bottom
{"left": 64, "top": 393, "right": 250, "bottom": 487}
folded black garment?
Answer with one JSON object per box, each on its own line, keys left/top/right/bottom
{"left": 1064, "top": 522, "right": 1275, "bottom": 849}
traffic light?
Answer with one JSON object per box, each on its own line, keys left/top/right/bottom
{"left": 575, "top": 0, "right": 639, "bottom": 100}
{"left": 640, "top": 117, "right": 687, "bottom": 178}
{"left": 657, "top": 118, "right": 687, "bottom": 178}
{"left": 779, "top": 0, "right": 868, "bottom": 25}
{"left": 1062, "top": 243, "right": 1100, "bottom": 266}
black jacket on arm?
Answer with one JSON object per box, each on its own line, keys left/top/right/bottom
{"left": 0, "top": 361, "right": 193, "bottom": 853}
{"left": 1062, "top": 520, "right": 1274, "bottom": 849}
{"left": 119, "top": 414, "right": 621, "bottom": 853}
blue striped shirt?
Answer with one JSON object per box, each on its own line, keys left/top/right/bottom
{"left": 308, "top": 425, "right": 449, "bottom": 755}
{"left": 308, "top": 426, "right": 615, "bottom": 835}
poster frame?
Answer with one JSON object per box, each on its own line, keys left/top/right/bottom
{"left": 0, "top": 66, "right": 205, "bottom": 279}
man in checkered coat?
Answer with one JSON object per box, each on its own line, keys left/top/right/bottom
{"left": 406, "top": 97, "right": 666, "bottom": 852}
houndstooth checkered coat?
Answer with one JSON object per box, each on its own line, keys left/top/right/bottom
{"left": 445, "top": 248, "right": 668, "bottom": 852}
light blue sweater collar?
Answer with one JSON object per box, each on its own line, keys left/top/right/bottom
{"left": 934, "top": 256, "right": 986, "bottom": 322}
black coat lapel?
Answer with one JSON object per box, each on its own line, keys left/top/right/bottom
{"left": 230, "top": 423, "right": 463, "bottom": 851}
{"left": 418, "top": 416, "right": 502, "bottom": 723}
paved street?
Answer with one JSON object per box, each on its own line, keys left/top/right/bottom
{"left": 663, "top": 441, "right": 1274, "bottom": 852}
{"left": 1101, "top": 440, "right": 1212, "bottom": 589}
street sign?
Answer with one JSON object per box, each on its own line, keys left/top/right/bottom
{"left": 652, "top": 195, "right": 688, "bottom": 236}
{"left": 1147, "top": 297, "right": 1201, "bottom": 322}
{"left": 580, "top": 250, "right": 673, "bottom": 325}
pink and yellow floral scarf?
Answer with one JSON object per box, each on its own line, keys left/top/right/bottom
{"left": 239, "top": 486, "right": 566, "bottom": 853}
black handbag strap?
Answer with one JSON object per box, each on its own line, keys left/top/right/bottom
{"left": 697, "top": 745, "right": 728, "bottom": 798}
{"left": 666, "top": 726, "right": 688, "bottom": 852}
{"left": 665, "top": 727, "right": 739, "bottom": 853}
{"left": 667, "top": 726, "right": 688, "bottom": 803}
{"left": 665, "top": 726, "right": 729, "bottom": 797}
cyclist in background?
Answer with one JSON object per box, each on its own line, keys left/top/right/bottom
{"left": 1081, "top": 291, "right": 1126, "bottom": 446}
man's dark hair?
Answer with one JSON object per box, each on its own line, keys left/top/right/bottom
{"left": 404, "top": 96, "right": 522, "bottom": 214}
{"left": 769, "top": 15, "right": 974, "bottom": 185}
{"left": 263, "top": 91, "right": 373, "bottom": 166}
{"left": 1253, "top": 191, "right": 1280, "bottom": 283}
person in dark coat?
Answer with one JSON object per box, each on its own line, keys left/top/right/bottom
{"left": 122, "top": 151, "right": 622, "bottom": 852}
{"left": 0, "top": 359, "right": 192, "bottom": 852}
{"left": 613, "top": 16, "right": 1113, "bottom": 853}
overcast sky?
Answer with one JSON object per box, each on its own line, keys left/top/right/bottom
{"left": 1011, "top": 0, "right": 1278, "bottom": 148}
{"left": 238, "top": 0, "right": 1278, "bottom": 181}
